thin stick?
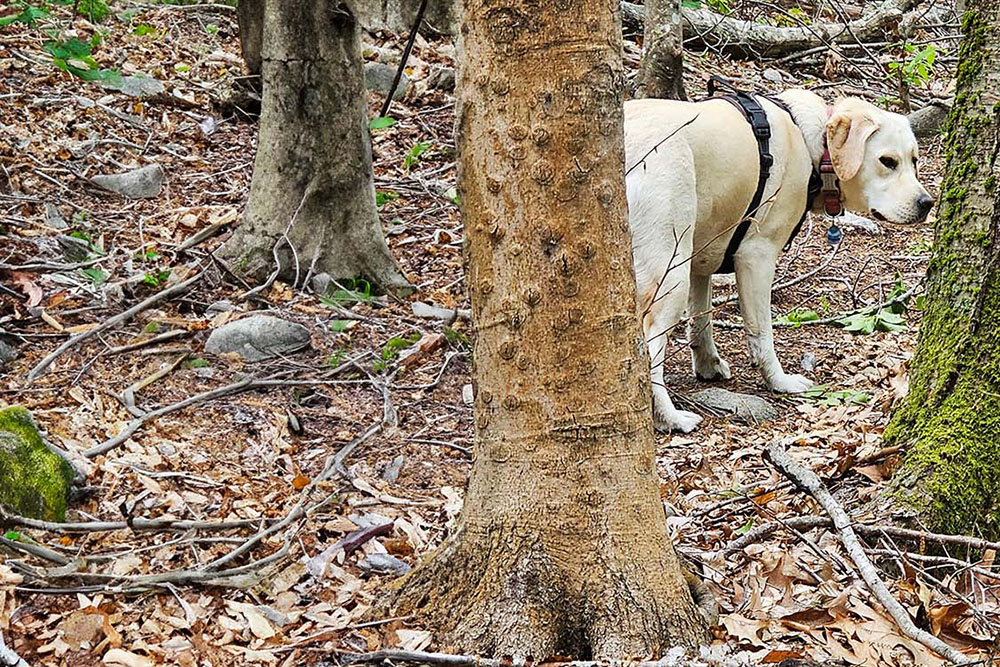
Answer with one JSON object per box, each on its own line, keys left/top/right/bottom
{"left": 0, "top": 629, "right": 29, "bottom": 667}
{"left": 26, "top": 270, "right": 204, "bottom": 381}
{"left": 765, "top": 441, "right": 972, "bottom": 665}
{"left": 108, "top": 329, "right": 189, "bottom": 354}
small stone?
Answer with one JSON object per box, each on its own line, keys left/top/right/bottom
{"left": 462, "top": 384, "right": 474, "bottom": 406}
{"left": 427, "top": 65, "right": 456, "bottom": 91}
{"left": 763, "top": 68, "right": 785, "bottom": 84}
{"left": 103, "top": 74, "right": 165, "bottom": 98}
{"left": 689, "top": 387, "right": 778, "bottom": 425}
{"left": 381, "top": 455, "right": 405, "bottom": 483}
{"left": 311, "top": 273, "right": 333, "bottom": 297}
{"left": 204, "top": 315, "right": 311, "bottom": 362}
{"left": 359, "top": 553, "right": 411, "bottom": 576}
{"left": 206, "top": 300, "right": 237, "bottom": 314}
{"left": 91, "top": 163, "right": 164, "bottom": 199}
{"left": 156, "top": 443, "right": 176, "bottom": 456}
{"left": 56, "top": 234, "right": 91, "bottom": 262}
{"left": 837, "top": 211, "right": 882, "bottom": 235}
{"left": 0, "top": 335, "right": 18, "bottom": 368}
{"left": 350, "top": 512, "right": 392, "bottom": 529}
{"left": 801, "top": 351, "right": 817, "bottom": 373}
{"left": 363, "top": 62, "right": 409, "bottom": 100}
{"left": 0, "top": 406, "right": 75, "bottom": 521}
{"left": 43, "top": 202, "right": 67, "bottom": 229}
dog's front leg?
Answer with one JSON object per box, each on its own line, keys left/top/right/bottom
{"left": 734, "top": 245, "right": 813, "bottom": 393}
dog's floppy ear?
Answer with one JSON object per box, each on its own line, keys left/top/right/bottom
{"left": 826, "top": 111, "right": 880, "bottom": 181}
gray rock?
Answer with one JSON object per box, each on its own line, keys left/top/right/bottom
{"left": 381, "top": 454, "right": 404, "bottom": 483}
{"left": 56, "top": 234, "right": 90, "bottom": 262}
{"left": 204, "top": 315, "right": 310, "bottom": 361}
{"left": 103, "top": 75, "right": 165, "bottom": 98}
{"left": 359, "top": 553, "right": 411, "bottom": 576}
{"left": 762, "top": 68, "right": 785, "bottom": 84}
{"left": 44, "top": 202, "right": 68, "bottom": 229}
{"left": 800, "top": 351, "right": 817, "bottom": 373}
{"left": 91, "top": 163, "right": 164, "bottom": 199}
{"left": 363, "top": 61, "right": 409, "bottom": 100}
{"left": 690, "top": 387, "right": 778, "bottom": 425}
{"left": 205, "top": 300, "right": 237, "bottom": 314}
{"left": 427, "top": 65, "right": 455, "bottom": 91}
{"left": 0, "top": 336, "right": 18, "bottom": 367}
{"left": 311, "top": 273, "right": 333, "bottom": 296}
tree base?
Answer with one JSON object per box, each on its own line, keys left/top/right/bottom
{"left": 391, "top": 526, "right": 710, "bottom": 659}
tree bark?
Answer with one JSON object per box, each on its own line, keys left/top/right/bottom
{"left": 637, "top": 0, "right": 686, "bottom": 100}
{"left": 221, "top": 0, "right": 410, "bottom": 294}
{"left": 391, "top": 0, "right": 708, "bottom": 657}
{"left": 237, "top": 0, "right": 263, "bottom": 76}
{"left": 886, "top": 3, "right": 1000, "bottom": 540}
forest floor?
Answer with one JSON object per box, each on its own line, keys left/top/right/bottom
{"left": 1, "top": 1, "right": 997, "bottom": 666}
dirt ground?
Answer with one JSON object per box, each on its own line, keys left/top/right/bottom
{"left": 1, "top": 2, "right": 996, "bottom": 666}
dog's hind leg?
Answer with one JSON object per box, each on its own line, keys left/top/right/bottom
{"left": 734, "top": 243, "right": 813, "bottom": 393}
{"left": 645, "top": 274, "right": 702, "bottom": 433}
{"left": 688, "top": 272, "right": 730, "bottom": 381}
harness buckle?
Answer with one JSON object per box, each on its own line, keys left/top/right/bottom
{"left": 761, "top": 152, "right": 774, "bottom": 170}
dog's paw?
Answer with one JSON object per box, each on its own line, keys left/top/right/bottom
{"left": 694, "top": 355, "right": 731, "bottom": 382}
{"left": 655, "top": 409, "right": 702, "bottom": 433}
{"left": 768, "top": 373, "right": 814, "bottom": 394}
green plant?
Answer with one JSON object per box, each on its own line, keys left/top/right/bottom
{"left": 329, "top": 319, "right": 354, "bottom": 333}
{"left": 143, "top": 268, "right": 171, "bottom": 287}
{"left": 444, "top": 326, "right": 470, "bottom": 349}
{"left": 774, "top": 308, "right": 819, "bottom": 327}
{"left": 682, "top": 0, "right": 730, "bottom": 13}
{"left": 797, "top": 385, "right": 870, "bottom": 407}
{"left": 403, "top": 141, "right": 431, "bottom": 172}
{"left": 375, "top": 190, "right": 399, "bottom": 208}
{"left": 888, "top": 44, "right": 937, "bottom": 88}
{"left": 326, "top": 348, "right": 348, "bottom": 367}
{"left": 204, "top": 22, "right": 219, "bottom": 34}
{"left": 75, "top": 0, "right": 111, "bottom": 22}
{"left": 369, "top": 116, "right": 395, "bottom": 130}
{"left": 373, "top": 333, "right": 421, "bottom": 372}
{"left": 44, "top": 36, "right": 120, "bottom": 83}
{"left": 133, "top": 23, "right": 160, "bottom": 37}
{"left": 3, "top": 531, "right": 21, "bottom": 540}
{"left": 143, "top": 321, "right": 162, "bottom": 334}
{"left": 319, "top": 278, "right": 373, "bottom": 307}
{"left": 907, "top": 238, "right": 933, "bottom": 255}
{"left": 0, "top": 3, "right": 48, "bottom": 27}
{"left": 81, "top": 267, "right": 108, "bottom": 286}
{"left": 186, "top": 358, "right": 209, "bottom": 369}
{"left": 839, "top": 280, "right": 910, "bottom": 334}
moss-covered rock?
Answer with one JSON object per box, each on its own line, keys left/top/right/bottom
{"left": 0, "top": 406, "right": 74, "bottom": 521}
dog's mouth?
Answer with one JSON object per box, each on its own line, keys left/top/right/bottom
{"left": 870, "top": 209, "right": 888, "bottom": 222}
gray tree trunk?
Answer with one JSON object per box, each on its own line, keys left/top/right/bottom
{"left": 237, "top": 0, "right": 263, "bottom": 76}
{"left": 222, "top": 0, "right": 410, "bottom": 294}
{"left": 638, "top": 0, "right": 685, "bottom": 100}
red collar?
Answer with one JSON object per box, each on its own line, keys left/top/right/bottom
{"left": 820, "top": 107, "right": 842, "bottom": 217}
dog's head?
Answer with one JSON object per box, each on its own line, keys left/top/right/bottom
{"left": 826, "top": 98, "right": 933, "bottom": 225}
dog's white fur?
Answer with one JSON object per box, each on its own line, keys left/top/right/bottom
{"left": 625, "top": 89, "right": 931, "bottom": 433}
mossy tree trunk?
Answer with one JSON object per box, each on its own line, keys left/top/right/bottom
{"left": 886, "top": 2, "right": 1000, "bottom": 539}
{"left": 221, "top": 0, "right": 410, "bottom": 293}
{"left": 637, "top": 0, "right": 686, "bottom": 100}
{"left": 391, "top": 0, "right": 708, "bottom": 657}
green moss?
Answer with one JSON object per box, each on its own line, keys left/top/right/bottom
{"left": 885, "top": 6, "right": 1000, "bottom": 540}
{"left": 0, "top": 406, "right": 75, "bottom": 521}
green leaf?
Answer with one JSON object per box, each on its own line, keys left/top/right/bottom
{"left": 0, "top": 4, "right": 48, "bottom": 26}
{"left": 369, "top": 116, "right": 396, "bottom": 130}
{"left": 186, "top": 358, "right": 209, "bottom": 369}
{"left": 375, "top": 190, "right": 399, "bottom": 207}
{"left": 3, "top": 530, "right": 21, "bottom": 541}
{"left": 775, "top": 309, "right": 819, "bottom": 327}
{"left": 329, "top": 319, "right": 353, "bottom": 333}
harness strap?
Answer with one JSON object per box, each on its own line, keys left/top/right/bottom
{"left": 708, "top": 76, "right": 774, "bottom": 275}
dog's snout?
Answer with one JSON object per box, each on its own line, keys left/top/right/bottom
{"left": 916, "top": 194, "right": 934, "bottom": 221}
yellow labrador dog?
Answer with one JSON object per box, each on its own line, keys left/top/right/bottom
{"left": 625, "top": 89, "right": 932, "bottom": 432}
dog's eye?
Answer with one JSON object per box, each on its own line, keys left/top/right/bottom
{"left": 880, "top": 156, "right": 898, "bottom": 170}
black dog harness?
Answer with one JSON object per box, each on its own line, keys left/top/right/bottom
{"left": 707, "top": 76, "right": 829, "bottom": 274}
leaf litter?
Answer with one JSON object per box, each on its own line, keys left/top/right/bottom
{"left": 0, "top": 1, "right": 996, "bottom": 666}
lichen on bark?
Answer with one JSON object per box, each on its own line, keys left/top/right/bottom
{"left": 0, "top": 406, "right": 75, "bottom": 522}
{"left": 886, "top": 3, "right": 1000, "bottom": 539}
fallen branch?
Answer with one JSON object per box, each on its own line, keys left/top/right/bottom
{"left": 0, "top": 505, "right": 260, "bottom": 534}
{"left": 621, "top": 0, "right": 922, "bottom": 58}
{"left": 765, "top": 441, "right": 973, "bottom": 665}
{"left": 0, "top": 629, "right": 29, "bottom": 667}
{"left": 26, "top": 269, "right": 204, "bottom": 381}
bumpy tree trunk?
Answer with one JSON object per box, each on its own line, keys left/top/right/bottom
{"left": 221, "top": 0, "right": 410, "bottom": 293}
{"left": 237, "top": 0, "right": 263, "bottom": 76}
{"left": 638, "top": 0, "right": 686, "bottom": 100}
{"left": 392, "top": 0, "right": 708, "bottom": 657}
{"left": 886, "top": 3, "right": 1000, "bottom": 540}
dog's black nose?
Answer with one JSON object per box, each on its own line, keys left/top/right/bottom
{"left": 916, "top": 194, "right": 934, "bottom": 220}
